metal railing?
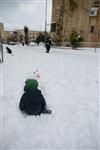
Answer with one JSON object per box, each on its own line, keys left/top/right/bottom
{"left": 0, "top": 43, "right": 3, "bottom": 63}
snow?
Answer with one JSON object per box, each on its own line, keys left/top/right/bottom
{"left": 29, "top": 42, "right": 37, "bottom": 46}
{"left": 1, "top": 44, "right": 100, "bottom": 150}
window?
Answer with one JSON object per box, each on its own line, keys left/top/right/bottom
{"left": 93, "top": 1, "right": 100, "bottom": 7}
{"left": 51, "top": 22, "right": 56, "bottom": 32}
{"left": 90, "top": 25, "right": 95, "bottom": 33}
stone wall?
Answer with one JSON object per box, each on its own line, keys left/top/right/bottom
{"left": 51, "top": 0, "right": 100, "bottom": 47}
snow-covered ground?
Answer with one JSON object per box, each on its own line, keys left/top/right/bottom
{"left": 0, "top": 44, "right": 100, "bottom": 150}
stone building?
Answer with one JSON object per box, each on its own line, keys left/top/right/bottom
{"left": 51, "top": 0, "right": 100, "bottom": 47}
{"left": 4, "top": 29, "right": 39, "bottom": 43}
{"left": 15, "top": 29, "right": 39, "bottom": 42}
{"left": 0, "top": 22, "right": 39, "bottom": 43}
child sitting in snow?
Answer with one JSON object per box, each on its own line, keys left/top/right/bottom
{"left": 19, "top": 79, "right": 52, "bottom": 116}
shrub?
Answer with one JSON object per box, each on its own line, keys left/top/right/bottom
{"left": 69, "top": 29, "right": 83, "bottom": 48}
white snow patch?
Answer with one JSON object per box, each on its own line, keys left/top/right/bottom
{"left": 1, "top": 44, "right": 99, "bottom": 150}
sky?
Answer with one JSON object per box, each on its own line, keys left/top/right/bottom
{"left": 0, "top": 0, "right": 52, "bottom": 31}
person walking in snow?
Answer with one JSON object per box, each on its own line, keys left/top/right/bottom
{"left": 45, "top": 37, "right": 53, "bottom": 53}
{"left": 19, "top": 79, "right": 52, "bottom": 116}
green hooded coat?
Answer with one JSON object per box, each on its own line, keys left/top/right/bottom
{"left": 25, "top": 79, "right": 38, "bottom": 91}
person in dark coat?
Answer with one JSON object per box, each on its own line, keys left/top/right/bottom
{"left": 19, "top": 79, "right": 51, "bottom": 116}
{"left": 45, "top": 37, "right": 53, "bottom": 53}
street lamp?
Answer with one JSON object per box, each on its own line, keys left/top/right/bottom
{"left": 44, "top": 0, "right": 47, "bottom": 44}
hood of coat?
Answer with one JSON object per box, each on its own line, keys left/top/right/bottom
{"left": 24, "top": 79, "right": 38, "bottom": 91}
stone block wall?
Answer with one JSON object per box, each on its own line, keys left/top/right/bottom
{"left": 51, "top": 0, "right": 100, "bottom": 47}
